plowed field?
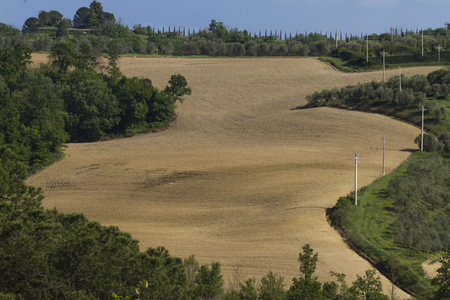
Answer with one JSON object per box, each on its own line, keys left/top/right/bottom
{"left": 28, "top": 54, "right": 441, "bottom": 297}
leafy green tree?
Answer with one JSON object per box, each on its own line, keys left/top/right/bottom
{"left": 50, "top": 42, "right": 78, "bottom": 79}
{"left": 63, "top": 79, "right": 120, "bottom": 142}
{"left": 106, "top": 41, "right": 123, "bottom": 81}
{"left": 136, "top": 247, "right": 188, "bottom": 300}
{"left": 38, "top": 10, "right": 51, "bottom": 26}
{"left": 147, "top": 89, "right": 176, "bottom": 127}
{"left": 192, "top": 262, "right": 224, "bottom": 300}
{"left": 287, "top": 244, "right": 323, "bottom": 300}
{"left": 350, "top": 269, "right": 388, "bottom": 300}
{"left": 259, "top": 271, "right": 286, "bottom": 300}
{"left": 22, "top": 17, "right": 40, "bottom": 33}
{"left": 38, "top": 10, "right": 63, "bottom": 27}
{"left": 238, "top": 278, "right": 257, "bottom": 300}
{"left": 432, "top": 252, "right": 450, "bottom": 299}
{"left": 209, "top": 19, "right": 228, "bottom": 39}
{"left": 88, "top": 0, "right": 105, "bottom": 28}
{"left": 55, "top": 18, "right": 69, "bottom": 38}
{"left": 73, "top": 7, "right": 91, "bottom": 28}
{"left": 113, "top": 76, "right": 153, "bottom": 135}
{"left": 299, "top": 244, "right": 318, "bottom": 281}
{"left": 12, "top": 72, "right": 68, "bottom": 168}
{"left": 49, "top": 10, "right": 63, "bottom": 26}
{"left": 74, "top": 42, "right": 99, "bottom": 73}
{"left": 0, "top": 46, "right": 32, "bottom": 89}
{"left": 164, "top": 74, "right": 192, "bottom": 104}
{"left": 0, "top": 146, "right": 29, "bottom": 199}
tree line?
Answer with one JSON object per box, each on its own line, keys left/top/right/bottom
{"left": 0, "top": 0, "right": 448, "bottom": 63}
{"left": 305, "top": 69, "right": 450, "bottom": 135}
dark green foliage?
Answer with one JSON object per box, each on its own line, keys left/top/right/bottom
{"left": 50, "top": 42, "right": 78, "bottom": 77}
{"left": 63, "top": 79, "right": 120, "bottom": 142}
{"left": 287, "top": 244, "right": 323, "bottom": 300}
{"left": 136, "top": 247, "right": 188, "bottom": 299}
{"left": 258, "top": 271, "right": 286, "bottom": 300}
{"left": 386, "top": 154, "right": 450, "bottom": 252}
{"left": 192, "top": 262, "right": 224, "bottom": 299}
{"left": 55, "top": 19, "right": 69, "bottom": 38}
{"left": 73, "top": 7, "right": 91, "bottom": 29}
{"left": 37, "top": 10, "right": 63, "bottom": 27}
{"left": 106, "top": 41, "right": 122, "bottom": 80}
{"left": 74, "top": 42, "right": 98, "bottom": 73}
{"left": 0, "top": 198, "right": 188, "bottom": 299}
{"left": 238, "top": 278, "right": 258, "bottom": 300}
{"left": 22, "top": 17, "right": 40, "bottom": 34}
{"left": 427, "top": 69, "right": 450, "bottom": 85}
{"left": 414, "top": 133, "right": 444, "bottom": 154}
{"left": 432, "top": 253, "right": 450, "bottom": 299}
{"left": 12, "top": 72, "right": 68, "bottom": 168}
{"left": 164, "top": 74, "right": 192, "bottom": 104}
{"left": 350, "top": 269, "right": 389, "bottom": 300}
{"left": 0, "top": 45, "right": 32, "bottom": 89}
{"left": 0, "top": 149, "right": 189, "bottom": 299}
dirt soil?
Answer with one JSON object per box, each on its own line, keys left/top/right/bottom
{"left": 28, "top": 54, "right": 441, "bottom": 297}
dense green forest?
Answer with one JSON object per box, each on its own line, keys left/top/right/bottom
{"left": 0, "top": 0, "right": 449, "bottom": 67}
{"left": 304, "top": 70, "right": 450, "bottom": 298}
{"left": 0, "top": 42, "right": 190, "bottom": 172}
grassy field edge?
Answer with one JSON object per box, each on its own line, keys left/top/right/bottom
{"left": 327, "top": 151, "right": 437, "bottom": 299}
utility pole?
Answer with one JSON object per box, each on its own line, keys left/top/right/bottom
{"left": 421, "top": 29, "right": 424, "bottom": 58}
{"left": 366, "top": 34, "right": 369, "bottom": 63}
{"left": 382, "top": 50, "right": 387, "bottom": 82}
{"left": 420, "top": 106, "right": 427, "bottom": 151}
{"left": 335, "top": 29, "right": 339, "bottom": 48}
{"left": 381, "top": 134, "right": 387, "bottom": 176}
{"left": 437, "top": 45, "right": 442, "bottom": 63}
{"left": 353, "top": 153, "right": 361, "bottom": 205}
{"left": 398, "top": 67, "right": 402, "bottom": 92}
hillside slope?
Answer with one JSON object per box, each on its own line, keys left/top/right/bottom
{"left": 28, "top": 55, "right": 441, "bottom": 297}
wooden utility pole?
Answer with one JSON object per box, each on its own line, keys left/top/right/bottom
{"left": 366, "top": 34, "right": 369, "bottom": 63}
{"left": 420, "top": 106, "right": 427, "bottom": 151}
{"left": 437, "top": 45, "right": 442, "bottom": 63}
{"left": 382, "top": 51, "right": 387, "bottom": 82}
{"left": 399, "top": 67, "right": 402, "bottom": 92}
{"left": 335, "top": 29, "right": 339, "bottom": 48}
{"left": 421, "top": 29, "right": 424, "bottom": 58}
{"left": 354, "top": 153, "right": 361, "bottom": 205}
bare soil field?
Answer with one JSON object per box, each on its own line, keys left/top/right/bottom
{"left": 28, "top": 54, "right": 441, "bottom": 297}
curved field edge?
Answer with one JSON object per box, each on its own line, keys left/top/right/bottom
{"left": 327, "top": 151, "right": 439, "bottom": 299}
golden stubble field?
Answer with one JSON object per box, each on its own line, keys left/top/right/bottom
{"left": 28, "top": 54, "right": 441, "bottom": 297}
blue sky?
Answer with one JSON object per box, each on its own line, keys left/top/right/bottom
{"left": 1, "top": 0, "right": 450, "bottom": 36}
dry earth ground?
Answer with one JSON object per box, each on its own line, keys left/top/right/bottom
{"left": 28, "top": 54, "right": 441, "bottom": 297}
